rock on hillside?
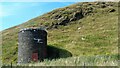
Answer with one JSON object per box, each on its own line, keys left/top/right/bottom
{"left": 21, "top": 2, "right": 117, "bottom": 30}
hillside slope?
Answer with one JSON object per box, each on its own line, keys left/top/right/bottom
{"left": 96, "top": 0, "right": 120, "bottom": 2}
{"left": 2, "top": 2, "right": 119, "bottom": 64}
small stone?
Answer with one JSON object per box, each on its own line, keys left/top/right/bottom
{"left": 78, "top": 27, "right": 81, "bottom": 30}
{"left": 81, "top": 37, "right": 85, "bottom": 40}
{"left": 34, "top": 30, "right": 36, "bottom": 32}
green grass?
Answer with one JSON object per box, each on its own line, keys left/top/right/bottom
{"left": 3, "top": 54, "right": 118, "bottom": 66}
{"left": 1, "top": 2, "right": 119, "bottom": 65}
{"left": 33, "top": 55, "right": 118, "bottom": 66}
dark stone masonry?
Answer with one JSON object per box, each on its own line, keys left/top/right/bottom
{"left": 18, "top": 28, "right": 47, "bottom": 64}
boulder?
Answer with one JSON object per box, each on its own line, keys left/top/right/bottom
{"left": 58, "top": 16, "right": 70, "bottom": 26}
{"left": 109, "top": 9, "right": 116, "bottom": 12}
{"left": 54, "top": 15, "right": 62, "bottom": 19}
{"left": 70, "top": 11, "right": 84, "bottom": 21}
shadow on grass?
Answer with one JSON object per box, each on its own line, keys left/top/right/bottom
{"left": 46, "top": 45, "right": 72, "bottom": 60}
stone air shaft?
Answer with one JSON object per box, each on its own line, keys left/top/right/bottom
{"left": 18, "top": 28, "right": 47, "bottom": 64}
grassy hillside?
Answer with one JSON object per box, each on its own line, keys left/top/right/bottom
{"left": 1, "top": 2, "right": 119, "bottom": 65}
{"left": 3, "top": 55, "right": 118, "bottom": 66}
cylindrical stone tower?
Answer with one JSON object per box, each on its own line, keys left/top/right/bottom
{"left": 18, "top": 28, "right": 47, "bottom": 64}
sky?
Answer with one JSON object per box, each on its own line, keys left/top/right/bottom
{"left": 0, "top": 0, "right": 95, "bottom": 31}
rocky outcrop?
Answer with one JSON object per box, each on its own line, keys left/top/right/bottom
{"left": 58, "top": 16, "right": 70, "bottom": 26}
{"left": 47, "top": 2, "right": 117, "bottom": 29}
{"left": 96, "top": 0, "right": 120, "bottom": 2}
{"left": 50, "top": 10, "right": 84, "bottom": 28}
{"left": 70, "top": 11, "right": 84, "bottom": 21}
{"left": 108, "top": 9, "right": 116, "bottom": 12}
